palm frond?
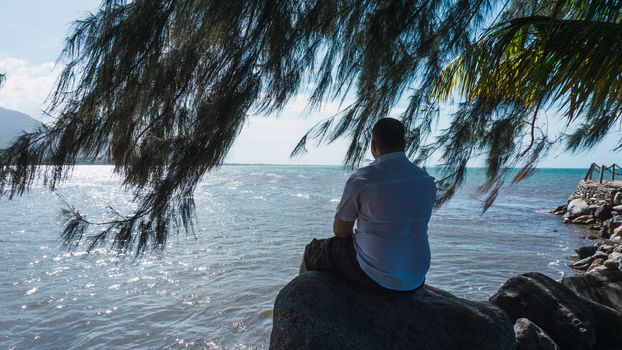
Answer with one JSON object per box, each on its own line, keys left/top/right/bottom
{"left": 432, "top": 3, "right": 622, "bottom": 210}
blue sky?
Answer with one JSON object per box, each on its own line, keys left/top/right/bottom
{"left": 0, "top": 1, "right": 619, "bottom": 168}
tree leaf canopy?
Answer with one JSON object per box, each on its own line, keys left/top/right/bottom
{"left": 1, "top": 0, "right": 620, "bottom": 256}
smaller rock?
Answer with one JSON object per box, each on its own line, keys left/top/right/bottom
{"left": 614, "top": 245, "right": 622, "bottom": 253}
{"left": 588, "top": 258, "right": 605, "bottom": 271}
{"left": 551, "top": 204, "right": 567, "bottom": 215}
{"left": 571, "top": 251, "right": 608, "bottom": 269}
{"left": 612, "top": 204, "right": 622, "bottom": 212}
{"left": 614, "top": 192, "right": 622, "bottom": 205}
{"left": 590, "top": 250, "right": 608, "bottom": 260}
{"left": 587, "top": 232, "right": 600, "bottom": 240}
{"left": 514, "top": 318, "right": 559, "bottom": 350}
{"left": 572, "top": 215, "right": 595, "bottom": 225}
{"left": 575, "top": 245, "right": 597, "bottom": 259}
{"left": 604, "top": 252, "right": 622, "bottom": 270}
{"left": 589, "top": 265, "right": 609, "bottom": 273}
{"left": 572, "top": 263, "right": 590, "bottom": 271}
{"left": 601, "top": 219, "right": 611, "bottom": 236}
{"left": 594, "top": 204, "right": 613, "bottom": 221}
{"left": 614, "top": 225, "right": 622, "bottom": 236}
{"left": 611, "top": 215, "right": 622, "bottom": 228}
{"left": 604, "top": 259, "right": 621, "bottom": 270}
{"left": 598, "top": 242, "right": 617, "bottom": 254}
{"left": 603, "top": 221, "right": 622, "bottom": 238}
{"left": 567, "top": 198, "right": 589, "bottom": 216}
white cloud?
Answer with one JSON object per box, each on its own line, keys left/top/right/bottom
{"left": 0, "top": 56, "right": 59, "bottom": 121}
{"left": 227, "top": 96, "right": 357, "bottom": 165}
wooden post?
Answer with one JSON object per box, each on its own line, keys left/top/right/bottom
{"left": 612, "top": 164, "right": 616, "bottom": 181}
{"left": 600, "top": 165, "right": 605, "bottom": 184}
{"left": 584, "top": 165, "right": 592, "bottom": 181}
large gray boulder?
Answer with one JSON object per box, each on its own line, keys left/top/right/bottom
{"left": 490, "top": 272, "right": 622, "bottom": 350}
{"left": 270, "top": 272, "right": 515, "bottom": 350}
{"left": 562, "top": 269, "right": 622, "bottom": 313}
{"left": 567, "top": 199, "right": 590, "bottom": 217}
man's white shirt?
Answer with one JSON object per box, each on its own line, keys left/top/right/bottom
{"left": 335, "top": 151, "right": 436, "bottom": 291}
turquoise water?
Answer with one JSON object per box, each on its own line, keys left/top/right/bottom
{"left": 0, "top": 166, "right": 590, "bottom": 349}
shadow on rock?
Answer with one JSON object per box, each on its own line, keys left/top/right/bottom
{"left": 490, "top": 272, "right": 622, "bottom": 350}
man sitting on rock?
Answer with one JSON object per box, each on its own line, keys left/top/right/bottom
{"left": 300, "top": 118, "right": 437, "bottom": 292}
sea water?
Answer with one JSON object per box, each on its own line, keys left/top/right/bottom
{"left": 0, "top": 165, "right": 591, "bottom": 349}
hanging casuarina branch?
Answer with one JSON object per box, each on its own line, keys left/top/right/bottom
{"left": 1, "top": 0, "right": 621, "bottom": 256}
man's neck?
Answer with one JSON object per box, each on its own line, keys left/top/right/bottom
{"left": 374, "top": 150, "right": 406, "bottom": 163}
{"left": 377, "top": 149, "right": 405, "bottom": 157}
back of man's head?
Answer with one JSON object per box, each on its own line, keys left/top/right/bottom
{"left": 372, "top": 118, "right": 405, "bottom": 150}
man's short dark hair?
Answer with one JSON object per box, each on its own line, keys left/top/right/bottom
{"left": 372, "top": 118, "right": 405, "bottom": 149}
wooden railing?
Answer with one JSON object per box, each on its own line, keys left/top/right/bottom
{"left": 584, "top": 163, "right": 622, "bottom": 183}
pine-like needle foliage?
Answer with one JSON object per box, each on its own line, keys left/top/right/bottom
{"left": 432, "top": 0, "right": 622, "bottom": 208}
{"left": 1, "top": 0, "right": 619, "bottom": 255}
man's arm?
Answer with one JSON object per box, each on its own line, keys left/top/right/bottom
{"left": 333, "top": 218, "right": 354, "bottom": 238}
{"left": 334, "top": 175, "right": 362, "bottom": 238}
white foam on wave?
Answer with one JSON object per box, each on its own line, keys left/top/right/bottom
{"left": 547, "top": 260, "right": 560, "bottom": 267}
{"left": 265, "top": 173, "right": 283, "bottom": 178}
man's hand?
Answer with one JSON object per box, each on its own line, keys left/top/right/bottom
{"left": 333, "top": 218, "right": 354, "bottom": 238}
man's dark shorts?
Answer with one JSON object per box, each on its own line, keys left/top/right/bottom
{"left": 303, "top": 237, "right": 423, "bottom": 293}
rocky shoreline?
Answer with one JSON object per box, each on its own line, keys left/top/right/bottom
{"left": 549, "top": 185, "right": 622, "bottom": 311}
{"left": 552, "top": 196, "right": 622, "bottom": 278}
{"left": 269, "top": 184, "right": 622, "bottom": 349}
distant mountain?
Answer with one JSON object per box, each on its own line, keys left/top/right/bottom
{"left": 0, "top": 107, "right": 44, "bottom": 149}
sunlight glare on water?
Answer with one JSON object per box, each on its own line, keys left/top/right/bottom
{"left": 0, "top": 165, "right": 590, "bottom": 349}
